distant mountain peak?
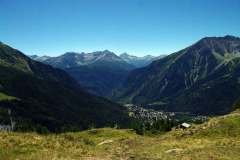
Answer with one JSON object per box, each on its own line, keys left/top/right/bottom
{"left": 120, "top": 53, "right": 137, "bottom": 58}
{"left": 120, "top": 52, "right": 129, "bottom": 56}
{"left": 38, "top": 49, "right": 134, "bottom": 70}
{"left": 62, "top": 52, "right": 80, "bottom": 56}
{"left": 120, "top": 53, "right": 155, "bottom": 59}
{"left": 103, "top": 49, "right": 112, "bottom": 53}
{"left": 29, "top": 55, "right": 39, "bottom": 59}
{"left": 189, "top": 35, "right": 240, "bottom": 56}
{"left": 198, "top": 35, "right": 240, "bottom": 43}
{"left": 92, "top": 50, "right": 116, "bottom": 57}
{"left": 120, "top": 53, "right": 137, "bottom": 59}
{"left": 29, "top": 55, "right": 51, "bottom": 62}
{"left": 223, "top": 35, "right": 240, "bottom": 40}
{"left": 120, "top": 53, "right": 158, "bottom": 67}
{"left": 143, "top": 55, "right": 155, "bottom": 58}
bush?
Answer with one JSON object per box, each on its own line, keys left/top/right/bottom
{"left": 130, "top": 118, "right": 175, "bottom": 135}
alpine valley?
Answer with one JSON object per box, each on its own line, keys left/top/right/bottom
{"left": 1, "top": 36, "right": 240, "bottom": 160}
{"left": 32, "top": 51, "right": 159, "bottom": 97}
{"left": 2, "top": 0, "right": 240, "bottom": 159}
{"left": 29, "top": 35, "right": 240, "bottom": 117}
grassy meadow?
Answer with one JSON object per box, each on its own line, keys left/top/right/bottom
{"left": 0, "top": 111, "right": 240, "bottom": 160}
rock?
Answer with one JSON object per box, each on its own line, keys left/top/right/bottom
{"left": 97, "top": 139, "right": 113, "bottom": 146}
{"left": 202, "top": 126, "right": 207, "bottom": 130}
{"left": 165, "top": 148, "right": 184, "bottom": 154}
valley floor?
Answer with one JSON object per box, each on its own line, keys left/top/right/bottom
{"left": 0, "top": 111, "right": 240, "bottom": 160}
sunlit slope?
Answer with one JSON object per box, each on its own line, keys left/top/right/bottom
{"left": 0, "top": 110, "right": 240, "bottom": 160}
{"left": 118, "top": 36, "right": 240, "bottom": 115}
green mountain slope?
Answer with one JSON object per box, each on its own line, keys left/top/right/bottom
{"left": 0, "top": 42, "right": 130, "bottom": 132}
{"left": 117, "top": 36, "right": 240, "bottom": 115}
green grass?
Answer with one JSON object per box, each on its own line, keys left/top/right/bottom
{"left": 0, "top": 112, "right": 240, "bottom": 160}
{"left": 0, "top": 92, "right": 16, "bottom": 101}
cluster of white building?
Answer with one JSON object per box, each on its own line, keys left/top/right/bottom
{"left": 125, "top": 104, "right": 175, "bottom": 123}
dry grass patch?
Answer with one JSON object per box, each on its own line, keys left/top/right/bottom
{"left": 0, "top": 112, "right": 240, "bottom": 159}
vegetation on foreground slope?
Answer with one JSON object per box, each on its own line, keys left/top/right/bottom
{"left": 0, "top": 92, "right": 16, "bottom": 101}
{"left": 0, "top": 111, "right": 240, "bottom": 160}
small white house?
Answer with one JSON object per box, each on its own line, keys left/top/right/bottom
{"left": 180, "top": 122, "right": 191, "bottom": 129}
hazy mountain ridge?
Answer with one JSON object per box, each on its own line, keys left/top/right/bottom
{"left": 32, "top": 51, "right": 158, "bottom": 97}
{"left": 37, "top": 50, "right": 134, "bottom": 96}
{"left": 41, "top": 50, "right": 132, "bottom": 69}
{"left": 32, "top": 51, "right": 159, "bottom": 68}
{"left": 117, "top": 35, "right": 240, "bottom": 115}
{"left": 29, "top": 55, "right": 51, "bottom": 62}
{"left": 119, "top": 53, "right": 163, "bottom": 68}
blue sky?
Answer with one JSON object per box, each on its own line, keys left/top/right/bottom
{"left": 0, "top": 0, "right": 240, "bottom": 57}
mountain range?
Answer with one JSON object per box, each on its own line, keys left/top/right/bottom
{"left": 31, "top": 51, "right": 159, "bottom": 96}
{"left": 0, "top": 42, "right": 130, "bottom": 132}
{"left": 2, "top": 35, "right": 239, "bottom": 133}
{"left": 117, "top": 35, "right": 240, "bottom": 115}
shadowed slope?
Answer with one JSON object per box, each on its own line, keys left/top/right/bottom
{"left": 0, "top": 42, "right": 130, "bottom": 132}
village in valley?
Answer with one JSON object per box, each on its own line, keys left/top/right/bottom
{"left": 125, "top": 104, "right": 175, "bottom": 122}
{"left": 0, "top": 104, "right": 208, "bottom": 132}
{"left": 124, "top": 104, "right": 208, "bottom": 129}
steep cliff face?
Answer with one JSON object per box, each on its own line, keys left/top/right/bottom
{"left": 118, "top": 36, "right": 240, "bottom": 115}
